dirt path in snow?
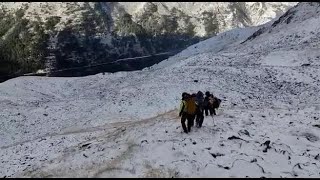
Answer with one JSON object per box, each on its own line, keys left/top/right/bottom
{"left": 10, "top": 110, "right": 179, "bottom": 178}
{"left": 0, "top": 110, "right": 178, "bottom": 150}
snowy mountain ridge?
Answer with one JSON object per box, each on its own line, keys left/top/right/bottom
{"left": 1, "top": 2, "right": 320, "bottom": 178}
{"left": 0, "top": 2, "right": 296, "bottom": 80}
{"left": 1, "top": 2, "right": 296, "bottom": 36}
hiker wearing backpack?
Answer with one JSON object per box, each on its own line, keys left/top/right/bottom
{"left": 179, "top": 92, "right": 197, "bottom": 133}
{"left": 208, "top": 94, "right": 217, "bottom": 116}
{"left": 195, "top": 91, "right": 205, "bottom": 128}
{"left": 204, "top": 91, "right": 222, "bottom": 116}
{"left": 211, "top": 95, "right": 222, "bottom": 115}
{"left": 204, "top": 91, "right": 214, "bottom": 116}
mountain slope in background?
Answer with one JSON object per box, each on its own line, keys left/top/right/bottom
{"left": 1, "top": 2, "right": 320, "bottom": 178}
{"left": 0, "top": 2, "right": 296, "bottom": 79}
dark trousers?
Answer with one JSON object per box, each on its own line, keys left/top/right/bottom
{"left": 204, "top": 106, "right": 216, "bottom": 116}
{"left": 204, "top": 106, "right": 211, "bottom": 116}
{"left": 190, "top": 114, "right": 195, "bottom": 127}
{"left": 181, "top": 113, "right": 195, "bottom": 133}
{"left": 213, "top": 108, "right": 216, "bottom": 115}
{"left": 196, "top": 109, "right": 204, "bottom": 128}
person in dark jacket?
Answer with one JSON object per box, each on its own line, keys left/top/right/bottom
{"left": 195, "top": 91, "right": 205, "bottom": 128}
{"left": 204, "top": 91, "right": 214, "bottom": 116}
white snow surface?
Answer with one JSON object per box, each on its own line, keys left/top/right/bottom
{"left": 1, "top": 2, "right": 320, "bottom": 178}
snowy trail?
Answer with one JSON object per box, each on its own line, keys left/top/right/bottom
{"left": 0, "top": 110, "right": 178, "bottom": 177}
{"left": 0, "top": 110, "right": 177, "bottom": 150}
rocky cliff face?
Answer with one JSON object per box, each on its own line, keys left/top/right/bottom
{"left": 0, "top": 2, "right": 296, "bottom": 79}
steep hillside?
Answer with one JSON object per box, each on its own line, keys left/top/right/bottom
{"left": 1, "top": 2, "right": 320, "bottom": 178}
{"left": 152, "top": 26, "right": 260, "bottom": 70}
{"left": 0, "top": 2, "right": 295, "bottom": 79}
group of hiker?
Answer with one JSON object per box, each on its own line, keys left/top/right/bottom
{"left": 179, "top": 91, "right": 221, "bottom": 134}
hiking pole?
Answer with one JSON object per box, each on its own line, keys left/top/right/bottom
{"left": 211, "top": 115, "right": 215, "bottom": 126}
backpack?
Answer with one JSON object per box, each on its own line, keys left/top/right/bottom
{"left": 185, "top": 98, "right": 196, "bottom": 115}
{"left": 208, "top": 95, "right": 222, "bottom": 109}
{"left": 212, "top": 97, "right": 222, "bottom": 109}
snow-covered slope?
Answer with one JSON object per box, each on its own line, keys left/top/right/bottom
{"left": 1, "top": 2, "right": 320, "bottom": 178}
{"left": 152, "top": 26, "right": 260, "bottom": 70}
{"left": 152, "top": 16, "right": 281, "bottom": 70}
